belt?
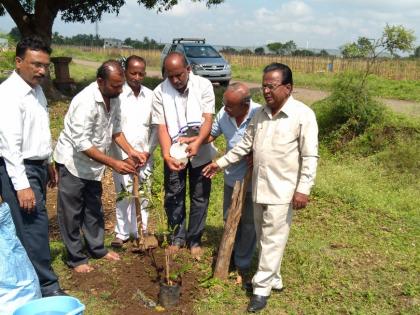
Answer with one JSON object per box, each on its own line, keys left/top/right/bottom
{"left": 0, "top": 158, "right": 47, "bottom": 166}
{"left": 23, "top": 159, "right": 47, "bottom": 166}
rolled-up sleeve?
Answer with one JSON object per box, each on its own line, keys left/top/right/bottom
{"left": 0, "top": 100, "right": 30, "bottom": 190}
{"left": 70, "top": 101, "right": 96, "bottom": 152}
{"left": 296, "top": 110, "right": 319, "bottom": 195}
{"left": 217, "top": 116, "right": 255, "bottom": 169}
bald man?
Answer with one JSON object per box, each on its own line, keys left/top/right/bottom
{"left": 151, "top": 52, "right": 216, "bottom": 259}
{"left": 54, "top": 60, "right": 147, "bottom": 273}
{"left": 207, "top": 83, "right": 260, "bottom": 285}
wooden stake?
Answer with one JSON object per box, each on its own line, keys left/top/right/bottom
{"left": 213, "top": 169, "right": 252, "bottom": 279}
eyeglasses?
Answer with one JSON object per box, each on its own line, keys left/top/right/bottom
{"left": 261, "top": 83, "right": 284, "bottom": 92}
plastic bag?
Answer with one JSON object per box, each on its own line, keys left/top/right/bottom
{"left": 0, "top": 201, "right": 41, "bottom": 314}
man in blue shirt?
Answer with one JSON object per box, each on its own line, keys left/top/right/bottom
{"left": 207, "top": 82, "right": 260, "bottom": 286}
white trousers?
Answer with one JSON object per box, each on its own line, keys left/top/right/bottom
{"left": 112, "top": 171, "right": 150, "bottom": 241}
{"left": 252, "top": 203, "right": 293, "bottom": 296}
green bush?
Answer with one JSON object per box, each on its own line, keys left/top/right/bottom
{"left": 313, "top": 72, "right": 385, "bottom": 150}
{"left": 0, "top": 50, "right": 15, "bottom": 71}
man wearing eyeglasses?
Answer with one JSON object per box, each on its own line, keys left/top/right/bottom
{"left": 0, "top": 36, "right": 66, "bottom": 297}
{"left": 206, "top": 82, "right": 260, "bottom": 287}
{"left": 203, "top": 63, "right": 319, "bottom": 313}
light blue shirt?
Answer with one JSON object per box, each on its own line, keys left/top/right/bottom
{"left": 211, "top": 100, "right": 261, "bottom": 188}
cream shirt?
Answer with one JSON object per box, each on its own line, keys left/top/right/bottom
{"left": 0, "top": 71, "right": 52, "bottom": 190}
{"left": 54, "top": 81, "right": 122, "bottom": 181}
{"left": 216, "top": 96, "right": 319, "bottom": 204}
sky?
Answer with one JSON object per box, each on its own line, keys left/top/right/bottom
{"left": 0, "top": 0, "right": 419, "bottom": 50}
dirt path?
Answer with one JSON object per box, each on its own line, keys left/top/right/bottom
{"left": 72, "top": 58, "right": 420, "bottom": 116}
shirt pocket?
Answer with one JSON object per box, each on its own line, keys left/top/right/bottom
{"left": 272, "top": 117, "right": 299, "bottom": 144}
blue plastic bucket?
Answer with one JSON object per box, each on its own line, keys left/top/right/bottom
{"left": 13, "top": 296, "right": 85, "bottom": 315}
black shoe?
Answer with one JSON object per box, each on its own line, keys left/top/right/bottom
{"left": 43, "top": 288, "right": 69, "bottom": 297}
{"left": 247, "top": 294, "right": 268, "bottom": 313}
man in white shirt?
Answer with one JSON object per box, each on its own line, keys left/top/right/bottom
{"left": 0, "top": 36, "right": 66, "bottom": 297}
{"left": 152, "top": 52, "right": 215, "bottom": 260}
{"left": 54, "top": 60, "right": 147, "bottom": 273}
{"left": 203, "top": 63, "right": 319, "bottom": 312}
{"left": 110, "top": 55, "right": 157, "bottom": 247}
{"left": 207, "top": 83, "right": 260, "bottom": 286}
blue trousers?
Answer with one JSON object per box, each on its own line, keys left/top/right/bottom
{"left": 164, "top": 162, "right": 211, "bottom": 248}
{"left": 0, "top": 159, "right": 60, "bottom": 296}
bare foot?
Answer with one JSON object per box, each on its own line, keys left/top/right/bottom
{"left": 190, "top": 246, "right": 202, "bottom": 261}
{"left": 73, "top": 264, "right": 94, "bottom": 273}
{"left": 166, "top": 244, "right": 180, "bottom": 256}
{"left": 236, "top": 273, "right": 243, "bottom": 285}
{"left": 103, "top": 251, "right": 120, "bottom": 261}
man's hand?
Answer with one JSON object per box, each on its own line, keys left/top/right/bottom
{"left": 111, "top": 159, "right": 137, "bottom": 175}
{"left": 47, "top": 163, "right": 58, "bottom": 188}
{"left": 178, "top": 136, "right": 198, "bottom": 145}
{"left": 164, "top": 156, "right": 186, "bottom": 172}
{"left": 292, "top": 192, "right": 309, "bottom": 210}
{"left": 17, "top": 187, "right": 36, "bottom": 213}
{"left": 128, "top": 150, "right": 148, "bottom": 168}
{"left": 202, "top": 162, "right": 221, "bottom": 178}
{"left": 186, "top": 140, "right": 201, "bottom": 158}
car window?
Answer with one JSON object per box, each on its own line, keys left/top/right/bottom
{"left": 184, "top": 45, "right": 221, "bottom": 58}
{"left": 175, "top": 44, "right": 184, "bottom": 53}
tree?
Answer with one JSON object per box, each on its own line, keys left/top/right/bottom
{"left": 220, "top": 46, "right": 238, "bottom": 54}
{"left": 319, "top": 49, "right": 329, "bottom": 57}
{"left": 292, "top": 49, "right": 314, "bottom": 56}
{"left": 341, "top": 37, "right": 374, "bottom": 58}
{"left": 239, "top": 48, "right": 253, "bottom": 55}
{"left": 254, "top": 47, "right": 265, "bottom": 55}
{"left": 267, "top": 42, "right": 283, "bottom": 55}
{"left": 342, "top": 25, "right": 416, "bottom": 86}
{"left": 0, "top": 0, "right": 224, "bottom": 46}
{"left": 8, "top": 26, "right": 21, "bottom": 42}
{"left": 267, "top": 40, "right": 297, "bottom": 55}
{"left": 341, "top": 25, "right": 415, "bottom": 60}
{"left": 412, "top": 46, "right": 420, "bottom": 58}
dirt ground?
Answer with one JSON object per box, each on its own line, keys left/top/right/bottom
{"left": 46, "top": 169, "right": 202, "bottom": 314}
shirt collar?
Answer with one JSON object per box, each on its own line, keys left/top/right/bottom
{"left": 263, "top": 95, "right": 294, "bottom": 118}
{"left": 93, "top": 81, "right": 105, "bottom": 104}
{"left": 11, "top": 70, "right": 36, "bottom": 97}
{"left": 123, "top": 83, "right": 145, "bottom": 98}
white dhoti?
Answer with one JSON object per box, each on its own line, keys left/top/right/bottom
{"left": 112, "top": 170, "right": 151, "bottom": 241}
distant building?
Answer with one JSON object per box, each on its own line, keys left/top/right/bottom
{"left": 103, "top": 38, "right": 122, "bottom": 48}
{"left": 0, "top": 38, "right": 8, "bottom": 51}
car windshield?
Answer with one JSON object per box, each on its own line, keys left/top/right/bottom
{"left": 184, "top": 45, "right": 221, "bottom": 58}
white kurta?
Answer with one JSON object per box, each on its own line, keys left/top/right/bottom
{"left": 111, "top": 84, "right": 157, "bottom": 239}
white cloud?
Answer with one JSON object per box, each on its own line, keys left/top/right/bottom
{"left": 162, "top": 0, "right": 207, "bottom": 17}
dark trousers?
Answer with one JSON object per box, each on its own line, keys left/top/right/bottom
{"left": 164, "top": 162, "right": 211, "bottom": 248}
{"left": 56, "top": 164, "right": 107, "bottom": 268}
{"left": 0, "top": 159, "right": 59, "bottom": 296}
